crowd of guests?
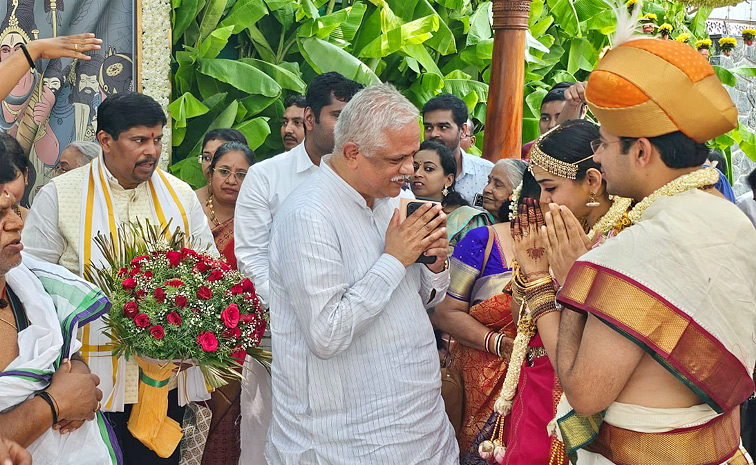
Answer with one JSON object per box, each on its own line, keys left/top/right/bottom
{"left": 0, "top": 26, "right": 755, "bottom": 465}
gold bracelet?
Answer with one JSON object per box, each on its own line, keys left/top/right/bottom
{"left": 516, "top": 268, "right": 553, "bottom": 288}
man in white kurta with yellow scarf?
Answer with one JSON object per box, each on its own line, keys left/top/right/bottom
{"left": 545, "top": 13, "right": 756, "bottom": 465}
{"left": 23, "top": 92, "right": 217, "bottom": 463}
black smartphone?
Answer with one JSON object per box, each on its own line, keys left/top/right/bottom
{"left": 402, "top": 197, "right": 440, "bottom": 264}
{"left": 473, "top": 193, "right": 484, "bottom": 208}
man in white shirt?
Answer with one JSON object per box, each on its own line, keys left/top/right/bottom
{"left": 266, "top": 84, "right": 458, "bottom": 464}
{"left": 422, "top": 93, "right": 493, "bottom": 205}
{"left": 235, "top": 72, "right": 364, "bottom": 306}
{"left": 234, "top": 72, "right": 363, "bottom": 464}
{"left": 736, "top": 167, "right": 756, "bottom": 227}
{"left": 280, "top": 94, "right": 306, "bottom": 151}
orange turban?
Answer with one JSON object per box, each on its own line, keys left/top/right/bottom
{"left": 585, "top": 38, "right": 738, "bottom": 143}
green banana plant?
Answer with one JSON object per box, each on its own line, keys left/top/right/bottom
{"left": 169, "top": 0, "right": 753, "bottom": 190}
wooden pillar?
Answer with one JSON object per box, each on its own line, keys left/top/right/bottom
{"left": 482, "top": 0, "right": 532, "bottom": 161}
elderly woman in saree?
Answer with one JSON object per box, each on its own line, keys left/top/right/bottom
{"left": 430, "top": 158, "right": 526, "bottom": 453}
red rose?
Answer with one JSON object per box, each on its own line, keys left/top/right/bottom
{"left": 122, "top": 301, "right": 138, "bottom": 318}
{"left": 174, "top": 295, "right": 188, "bottom": 309}
{"left": 231, "top": 347, "right": 246, "bottom": 364}
{"left": 181, "top": 247, "right": 198, "bottom": 259}
{"left": 196, "top": 331, "right": 218, "bottom": 352}
{"left": 220, "top": 304, "right": 240, "bottom": 328}
{"left": 122, "top": 278, "right": 137, "bottom": 291}
{"left": 131, "top": 255, "right": 149, "bottom": 266}
{"left": 165, "top": 278, "right": 184, "bottom": 288}
{"left": 241, "top": 278, "right": 255, "bottom": 294}
{"left": 129, "top": 267, "right": 141, "bottom": 277}
{"left": 206, "top": 270, "right": 225, "bottom": 282}
{"left": 239, "top": 313, "right": 255, "bottom": 325}
{"left": 118, "top": 267, "right": 128, "bottom": 277}
{"left": 149, "top": 325, "right": 165, "bottom": 340}
{"left": 219, "top": 262, "right": 232, "bottom": 272}
{"left": 166, "top": 251, "right": 182, "bottom": 267}
{"left": 194, "top": 261, "right": 209, "bottom": 273}
{"left": 229, "top": 284, "right": 243, "bottom": 295}
{"left": 136, "top": 289, "right": 146, "bottom": 299}
{"left": 153, "top": 287, "right": 166, "bottom": 303}
{"left": 167, "top": 311, "right": 182, "bottom": 326}
{"left": 134, "top": 313, "right": 151, "bottom": 328}
{"left": 197, "top": 286, "right": 213, "bottom": 300}
{"left": 143, "top": 271, "right": 153, "bottom": 279}
{"left": 222, "top": 326, "right": 242, "bottom": 339}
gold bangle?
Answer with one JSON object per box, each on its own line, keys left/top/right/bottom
{"left": 525, "top": 283, "right": 556, "bottom": 300}
{"left": 523, "top": 276, "right": 553, "bottom": 289}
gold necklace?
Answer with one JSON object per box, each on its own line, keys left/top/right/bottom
{"left": 627, "top": 168, "right": 719, "bottom": 223}
{"left": 0, "top": 316, "right": 16, "bottom": 330}
{"left": 205, "top": 193, "right": 220, "bottom": 227}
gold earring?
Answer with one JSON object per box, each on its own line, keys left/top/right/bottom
{"left": 586, "top": 192, "right": 600, "bottom": 207}
{"left": 442, "top": 186, "right": 449, "bottom": 197}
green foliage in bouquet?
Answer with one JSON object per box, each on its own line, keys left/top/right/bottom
{"left": 85, "top": 221, "right": 270, "bottom": 388}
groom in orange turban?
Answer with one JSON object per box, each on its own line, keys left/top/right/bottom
{"left": 549, "top": 26, "right": 756, "bottom": 465}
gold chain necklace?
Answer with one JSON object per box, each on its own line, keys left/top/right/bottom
{"left": 205, "top": 193, "right": 220, "bottom": 227}
{"left": 0, "top": 316, "right": 16, "bottom": 330}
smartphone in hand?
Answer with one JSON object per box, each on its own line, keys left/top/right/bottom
{"left": 399, "top": 197, "right": 442, "bottom": 264}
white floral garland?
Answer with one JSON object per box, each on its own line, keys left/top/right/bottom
{"left": 587, "top": 196, "right": 633, "bottom": 240}
{"left": 508, "top": 181, "right": 523, "bottom": 221}
{"left": 627, "top": 167, "right": 719, "bottom": 223}
{"left": 141, "top": 0, "right": 172, "bottom": 168}
{"left": 493, "top": 309, "right": 533, "bottom": 416}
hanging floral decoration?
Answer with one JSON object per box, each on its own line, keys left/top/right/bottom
{"left": 675, "top": 33, "right": 690, "bottom": 43}
{"left": 625, "top": 0, "right": 637, "bottom": 15}
{"left": 695, "top": 38, "right": 713, "bottom": 59}
{"left": 141, "top": 0, "right": 172, "bottom": 168}
{"left": 718, "top": 37, "right": 737, "bottom": 57}
{"left": 742, "top": 29, "right": 755, "bottom": 46}
{"left": 695, "top": 38, "right": 712, "bottom": 50}
{"left": 640, "top": 13, "right": 657, "bottom": 34}
{"left": 657, "top": 23, "right": 673, "bottom": 39}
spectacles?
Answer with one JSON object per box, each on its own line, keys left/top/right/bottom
{"left": 198, "top": 153, "right": 213, "bottom": 164}
{"left": 590, "top": 139, "right": 624, "bottom": 154}
{"left": 213, "top": 167, "right": 247, "bottom": 182}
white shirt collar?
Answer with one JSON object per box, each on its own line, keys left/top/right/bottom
{"left": 294, "top": 141, "right": 318, "bottom": 174}
{"left": 457, "top": 148, "right": 470, "bottom": 179}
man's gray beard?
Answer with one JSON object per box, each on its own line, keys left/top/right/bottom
{"left": 70, "top": 88, "right": 96, "bottom": 105}
{"left": 73, "top": 103, "right": 92, "bottom": 141}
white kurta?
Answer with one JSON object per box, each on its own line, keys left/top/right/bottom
{"left": 265, "top": 157, "right": 458, "bottom": 464}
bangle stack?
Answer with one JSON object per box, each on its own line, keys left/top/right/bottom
{"left": 512, "top": 263, "right": 559, "bottom": 323}
{"left": 484, "top": 330, "right": 508, "bottom": 358}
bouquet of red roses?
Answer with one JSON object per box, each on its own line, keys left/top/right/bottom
{"left": 86, "top": 221, "right": 269, "bottom": 388}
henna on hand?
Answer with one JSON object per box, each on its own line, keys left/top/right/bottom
{"left": 526, "top": 247, "right": 546, "bottom": 260}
